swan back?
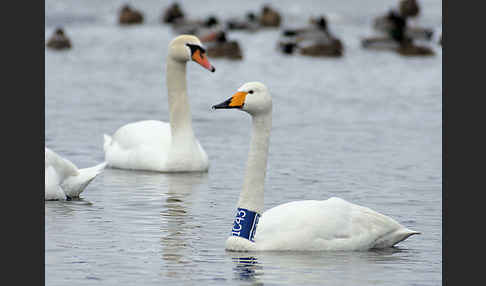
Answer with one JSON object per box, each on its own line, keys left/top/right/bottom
{"left": 254, "top": 198, "right": 419, "bottom": 251}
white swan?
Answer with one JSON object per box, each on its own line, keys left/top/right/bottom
{"left": 212, "top": 82, "right": 420, "bottom": 251}
{"left": 103, "top": 35, "right": 215, "bottom": 172}
{"left": 45, "top": 148, "right": 106, "bottom": 201}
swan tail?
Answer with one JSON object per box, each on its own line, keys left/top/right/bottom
{"left": 103, "top": 134, "right": 112, "bottom": 151}
{"left": 391, "top": 228, "right": 420, "bottom": 246}
{"left": 373, "top": 228, "right": 420, "bottom": 249}
{"left": 61, "top": 162, "right": 107, "bottom": 198}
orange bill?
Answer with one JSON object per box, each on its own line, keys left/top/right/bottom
{"left": 212, "top": 91, "right": 248, "bottom": 109}
{"left": 192, "top": 49, "right": 215, "bottom": 72}
{"left": 229, "top": 92, "right": 247, "bottom": 107}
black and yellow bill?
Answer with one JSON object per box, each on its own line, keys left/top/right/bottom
{"left": 212, "top": 91, "right": 248, "bottom": 109}
{"left": 186, "top": 43, "right": 215, "bottom": 72}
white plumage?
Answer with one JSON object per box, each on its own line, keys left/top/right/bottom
{"left": 252, "top": 198, "right": 419, "bottom": 251}
{"left": 45, "top": 148, "right": 106, "bottom": 200}
{"left": 104, "top": 35, "right": 214, "bottom": 172}
{"left": 213, "top": 82, "right": 419, "bottom": 251}
{"left": 103, "top": 120, "right": 208, "bottom": 172}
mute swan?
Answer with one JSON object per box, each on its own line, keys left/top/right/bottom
{"left": 103, "top": 35, "right": 215, "bottom": 172}
{"left": 212, "top": 82, "right": 419, "bottom": 251}
{"left": 45, "top": 148, "right": 106, "bottom": 201}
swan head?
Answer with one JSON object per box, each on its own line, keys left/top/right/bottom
{"left": 212, "top": 82, "right": 272, "bottom": 115}
{"left": 168, "top": 34, "right": 216, "bottom": 72}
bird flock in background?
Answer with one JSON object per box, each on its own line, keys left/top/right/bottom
{"left": 47, "top": 0, "right": 441, "bottom": 58}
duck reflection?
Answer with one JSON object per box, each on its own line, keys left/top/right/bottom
{"left": 159, "top": 173, "right": 207, "bottom": 277}
{"left": 230, "top": 255, "right": 263, "bottom": 285}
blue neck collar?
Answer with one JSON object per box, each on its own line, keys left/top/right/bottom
{"left": 231, "top": 208, "right": 260, "bottom": 242}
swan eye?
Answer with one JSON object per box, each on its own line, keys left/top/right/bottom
{"left": 249, "top": 90, "right": 254, "bottom": 94}
{"left": 186, "top": 43, "right": 206, "bottom": 55}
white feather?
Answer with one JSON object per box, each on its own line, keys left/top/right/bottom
{"left": 45, "top": 148, "right": 105, "bottom": 200}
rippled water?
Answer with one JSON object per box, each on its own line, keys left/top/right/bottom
{"left": 45, "top": 0, "right": 442, "bottom": 285}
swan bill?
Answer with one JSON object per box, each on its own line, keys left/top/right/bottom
{"left": 212, "top": 91, "right": 248, "bottom": 109}
{"left": 189, "top": 46, "right": 215, "bottom": 72}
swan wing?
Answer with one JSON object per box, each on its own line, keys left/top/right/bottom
{"left": 45, "top": 148, "right": 105, "bottom": 199}
{"left": 104, "top": 120, "right": 172, "bottom": 171}
{"left": 110, "top": 120, "right": 172, "bottom": 149}
{"left": 45, "top": 148, "right": 79, "bottom": 182}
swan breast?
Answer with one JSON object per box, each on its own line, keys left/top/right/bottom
{"left": 105, "top": 120, "right": 208, "bottom": 172}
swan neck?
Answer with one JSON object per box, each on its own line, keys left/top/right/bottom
{"left": 166, "top": 58, "right": 194, "bottom": 140}
{"left": 237, "top": 111, "right": 272, "bottom": 214}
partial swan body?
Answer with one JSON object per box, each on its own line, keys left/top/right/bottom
{"left": 212, "top": 82, "right": 419, "bottom": 251}
{"left": 45, "top": 148, "right": 106, "bottom": 201}
{"left": 104, "top": 35, "right": 215, "bottom": 172}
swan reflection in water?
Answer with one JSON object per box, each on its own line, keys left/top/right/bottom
{"left": 230, "top": 255, "right": 263, "bottom": 284}
{"left": 159, "top": 172, "right": 208, "bottom": 278}
{"left": 228, "top": 247, "right": 411, "bottom": 285}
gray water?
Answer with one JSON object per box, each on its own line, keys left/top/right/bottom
{"left": 45, "top": 0, "right": 442, "bottom": 285}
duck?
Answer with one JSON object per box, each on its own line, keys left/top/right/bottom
{"left": 45, "top": 148, "right": 106, "bottom": 201}
{"left": 364, "top": 11, "right": 407, "bottom": 49}
{"left": 298, "top": 16, "right": 344, "bottom": 57}
{"left": 161, "top": 2, "right": 185, "bottom": 24}
{"left": 46, "top": 27, "right": 72, "bottom": 50}
{"left": 259, "top": 5, "right": 281, "bottom": 27}
{"left": 373, "top": 1, "right": 434, "bottom": 42}
{"left": 226, "top": 12, "right": 260, "bottom": 32}
{"left": 299, "top": 41, "right": 343, "bottom": 57}
{"left": 103, "top": 35, "right": 216, "bottom": 172}
{"left": 118, "top": 4, "right": 144, "bottom": 25}
{"left": 212, "top": 82, "right": 419, "bottom": 251}
{"left": 278, "top": 16, "right": 343, "bottom": 57}
{"left": 362, "top": 35, "right": 434, "bottom": 56}
{"left": 363, "top": 11, "right": 434, "bottom": 56}
{"left": 202, "top": 31, "right": 243, "bottom": 60}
